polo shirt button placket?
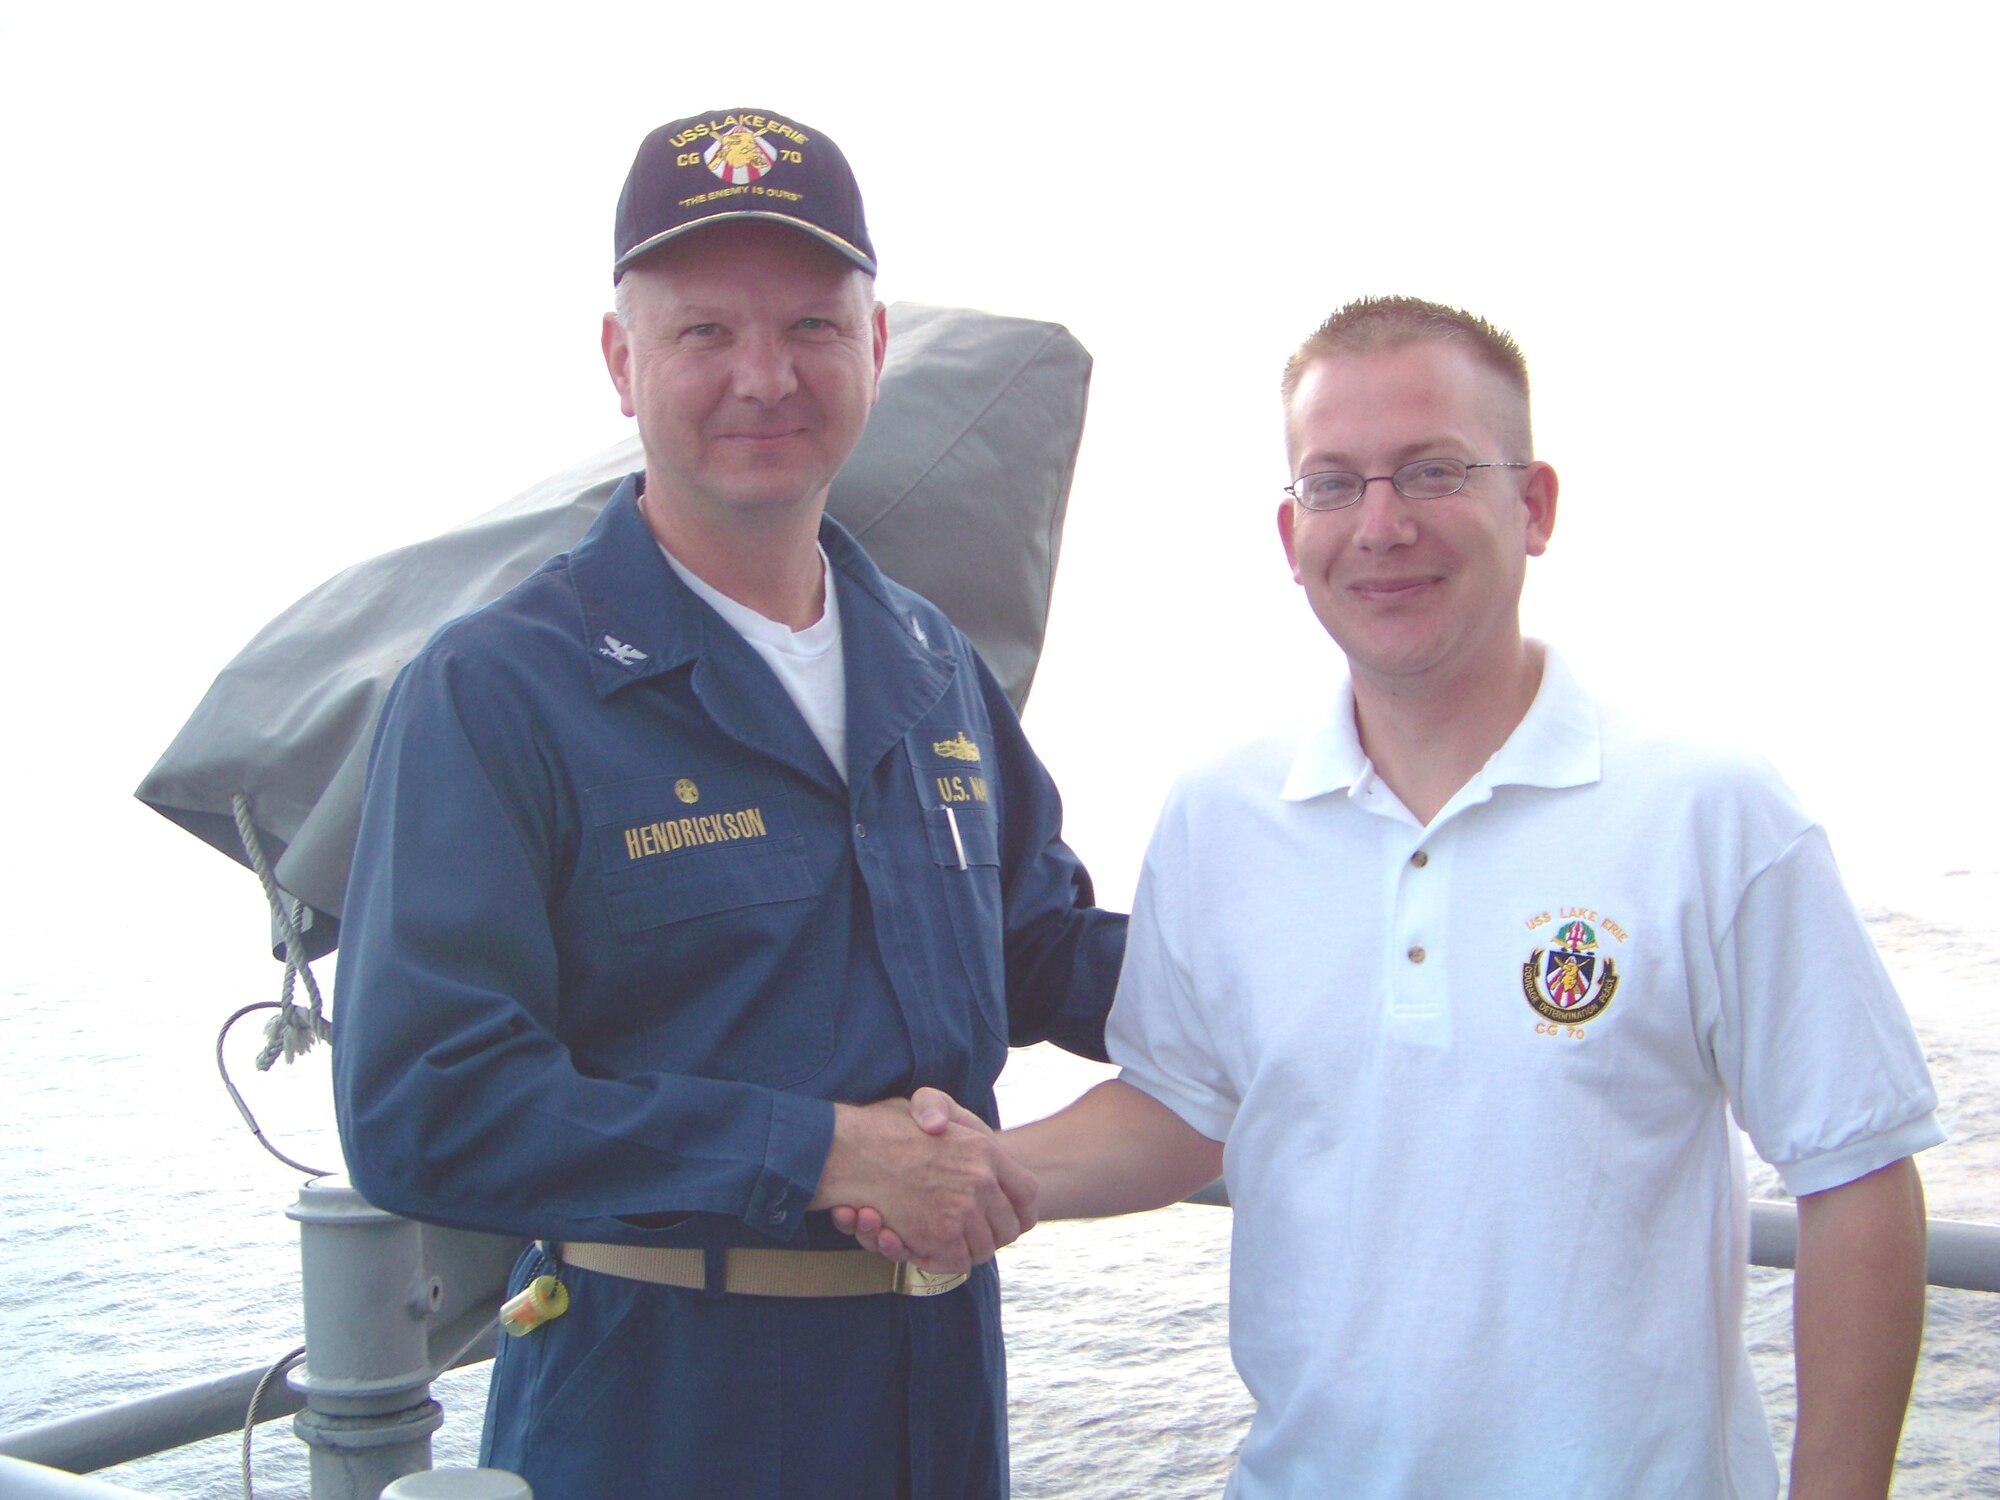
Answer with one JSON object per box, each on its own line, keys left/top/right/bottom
{"left": 1387, "top": 836, "right": 1447, "bottom": 1040}
{"left": 1405, "top": 852, "right": 1429, "bottom": 969}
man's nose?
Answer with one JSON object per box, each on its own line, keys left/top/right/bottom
{"left": 730, "top": 334, "right": 798, "bottom": 402}
{"left": 1351, "top": 476, "right": 1418, "bottom": 548}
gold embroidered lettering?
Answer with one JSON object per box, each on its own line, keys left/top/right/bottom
{"left": 620, "top": 805, "right": 770, "bottom": 861}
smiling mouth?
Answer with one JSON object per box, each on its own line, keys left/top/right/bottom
{"left": 721, "top": 428, "right": 807, "bottom": 444}
{"left": 1348, "top": 577, "right": 1439, "bottom": 599}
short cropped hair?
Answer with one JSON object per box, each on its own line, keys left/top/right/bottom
{"left": 1281, "top": 295, "right": 1533, "bottom": 449}
{"left": 608, "top": 238, "right": 876, "bottom": 331}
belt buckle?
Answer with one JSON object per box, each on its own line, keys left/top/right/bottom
{"left": 891, "top": 1262, "right": 969, "bottom": 1297}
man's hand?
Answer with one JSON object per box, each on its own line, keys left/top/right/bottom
{"left": 811, "top": 1092, "right": 1035, "bottom": 1273}
{"left": 831, "top": 1080, "right": 1223, "bottom": 1255}
{"left": 828, "top": 1088, "right": 986, "bottom": 1261}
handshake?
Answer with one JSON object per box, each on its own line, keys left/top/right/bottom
{"left": 811, "top": 1088, "right": 1033, "bottom": 1275}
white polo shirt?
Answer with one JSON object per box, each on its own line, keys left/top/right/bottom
{"left": 1108, "top": 650, "right": 1941, "bottom": 1500}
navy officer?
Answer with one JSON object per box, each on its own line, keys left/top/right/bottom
{"left": 332, "top": 108, "right": 1123, "bottom": 1498}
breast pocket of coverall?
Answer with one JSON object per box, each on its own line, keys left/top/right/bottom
{"left": 584, "top": 766, "right": 833, "bottom": 1087}
{"left": 908, "top": 725, "right": 1009, "bottom": 1045}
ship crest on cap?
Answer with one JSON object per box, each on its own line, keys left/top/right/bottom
{"left": 705, "top": 124, "right": 779, "bottom": 185}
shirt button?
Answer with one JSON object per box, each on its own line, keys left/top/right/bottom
{"left": 1407, "top": 946, "right": 1427, "bottom": 964}
{"left": 1410, "top": 850, "right": 1429, "bottom": 868}
{"left": 854, "top": 822, "right": 867, "bottom": 838}
{"left": 768, "top": 1208, "right": 786, "bottom": 1224}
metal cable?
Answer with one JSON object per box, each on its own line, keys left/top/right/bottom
{"left": 240, "top": 1344, "right": 307, "bottom": 1500}
{"left": 214, "top": 1003, "right": 335, "bottom": 1177}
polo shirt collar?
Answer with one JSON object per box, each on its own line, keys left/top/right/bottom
{"left": 1483, "top": 647, "right": 1600, "bottom": 791}
{"left": 1280, "top": 645, "right": 1601, "bottom": 805}
{"left": 1280, "top": 679, "right": 1371, "bottom": 803}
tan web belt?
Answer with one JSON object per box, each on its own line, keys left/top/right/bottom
{"left": 559, "top": 1241, "right": 969, "bottom": 1298}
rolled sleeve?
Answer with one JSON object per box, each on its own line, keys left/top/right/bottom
{"left": 1712, "top": 826, "right": 1944, "bottom": 1197}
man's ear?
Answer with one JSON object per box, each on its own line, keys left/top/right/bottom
{"left": 1277, "top": 499, "right": 1304, "bottom": 584}
{"left": 603, "top": 312, "right": 637, "bottom": 419}
{"left": 1522, "top": 462, "right": 1558, "bottom": 557}
{"left": 868, "top": 300, "right": 888, "bottom": 402}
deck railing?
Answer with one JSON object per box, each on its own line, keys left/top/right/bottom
{"left": 3, "top": 1188, "right": 1996, "bottom": 1500}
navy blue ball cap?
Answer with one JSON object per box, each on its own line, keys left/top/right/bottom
{"left": 613, "top": 108, "right": 876, "bottom": 282}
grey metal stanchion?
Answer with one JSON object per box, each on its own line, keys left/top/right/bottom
{"left": 287, "top": 1178, "right": 447, "bottom": 1500}
{"left": 381, "top": 1471, "right": 530, "bottom": 1499}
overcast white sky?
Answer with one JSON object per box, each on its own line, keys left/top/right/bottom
{"left": 3, "top": 2, "right": 1996, "bottom": 989}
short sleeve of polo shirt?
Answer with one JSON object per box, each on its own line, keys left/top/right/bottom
{"left": 1710, "top": 823, "right": 1943, "bottom": 1197}
{"left": 1105, "top": 784, "right": 1238, "bottom": 1142}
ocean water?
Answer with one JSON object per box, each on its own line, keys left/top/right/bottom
{"left": 1, "top": 886, "right": 1996, "bottom": 1498}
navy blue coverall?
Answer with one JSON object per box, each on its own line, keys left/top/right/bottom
{"left": 332, "top": 478, "right": 1124, "bottom": 1497}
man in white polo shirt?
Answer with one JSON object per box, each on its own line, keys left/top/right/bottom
{"left": 847, "top": 296, "right": 1941, "bottom": 1498}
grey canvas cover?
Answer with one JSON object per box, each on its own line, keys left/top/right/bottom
{"left": 136, "top": 304, "right": 1091, "bottom": 953}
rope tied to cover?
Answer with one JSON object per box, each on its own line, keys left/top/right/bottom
{"left": 230, "top": 792, "right": 331, "bottom": 1068}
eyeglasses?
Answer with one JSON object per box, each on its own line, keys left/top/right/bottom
{"left": 1284, "top": 458, "right": 1530, "bottom": 511}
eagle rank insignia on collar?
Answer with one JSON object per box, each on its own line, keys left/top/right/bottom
{"left": 598, "top": 635, "right": 649, "bottom": 668}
